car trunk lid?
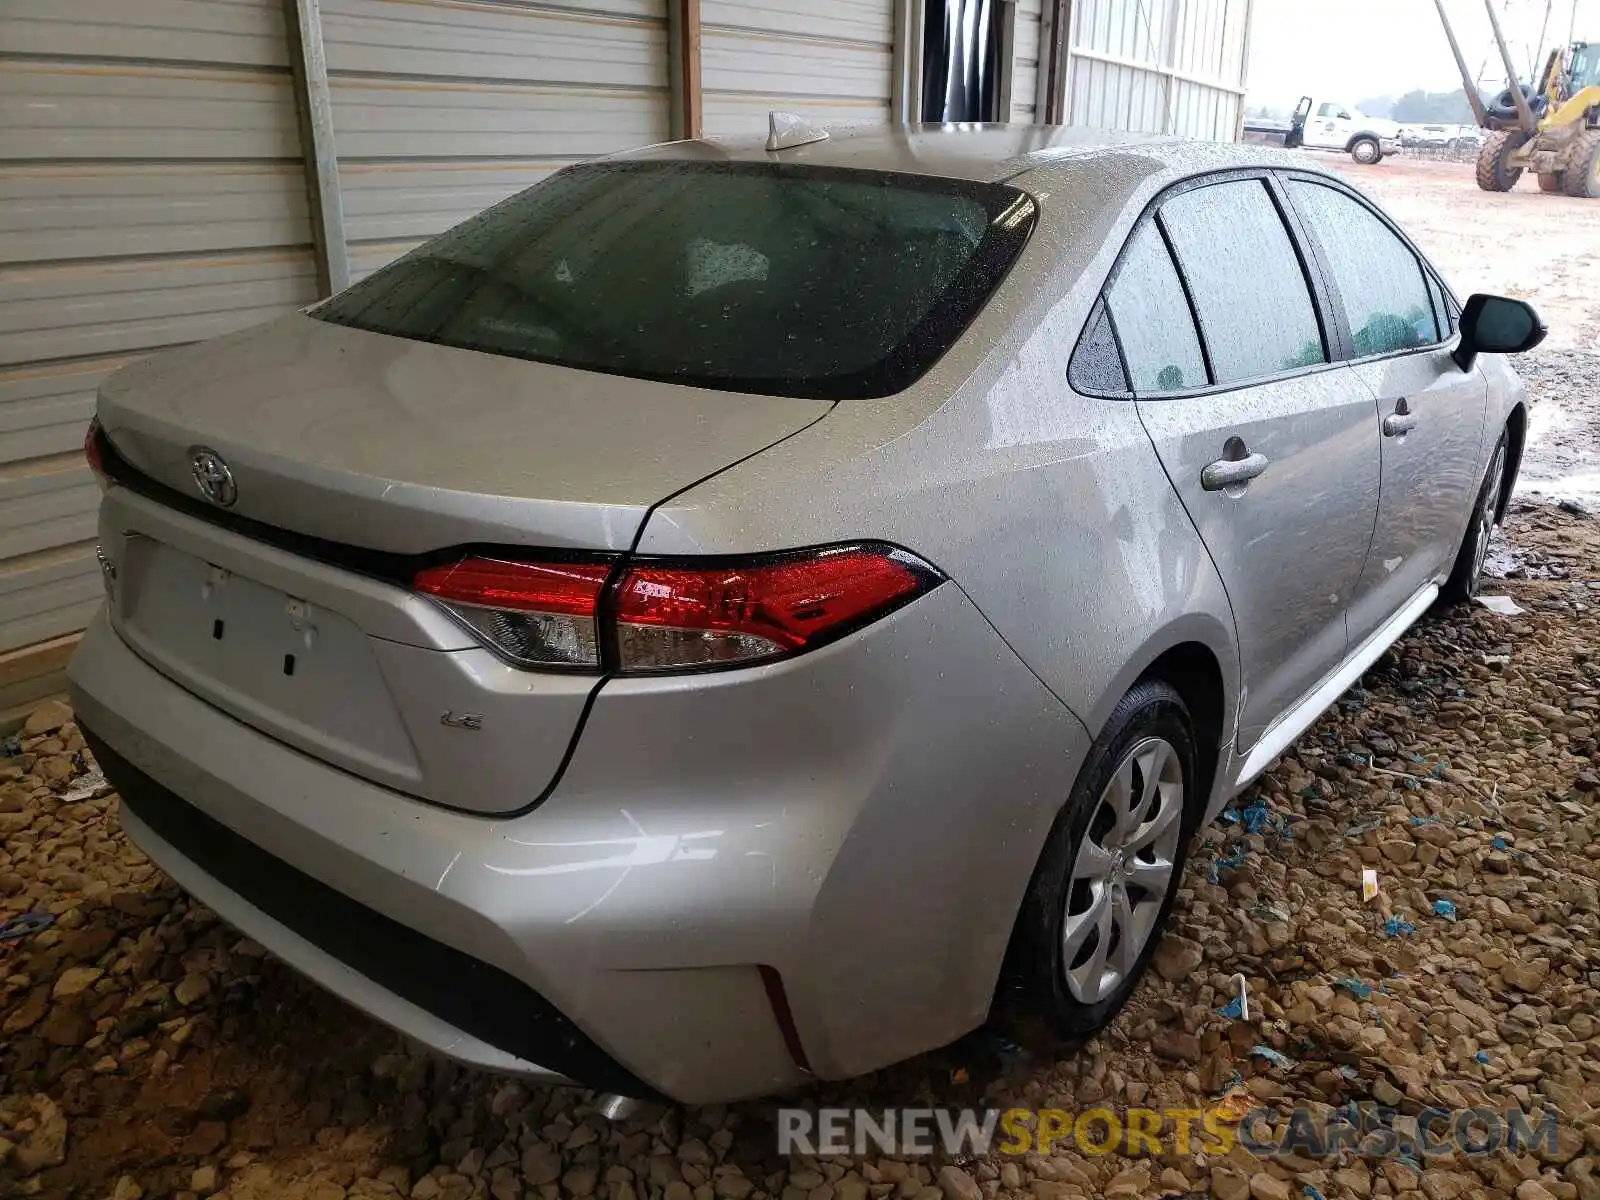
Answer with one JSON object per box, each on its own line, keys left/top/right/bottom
{"left": 95, "top": 316, "right": 831, "bottom": 813}
{"left": 98, "top": 313, "right": 832, "bottom": 554}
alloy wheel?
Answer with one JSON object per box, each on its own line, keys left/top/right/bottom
{"left": 1060, "top": 737, "right": 1185, "bottom": 1004}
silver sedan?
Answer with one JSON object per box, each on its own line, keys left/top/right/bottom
{"left": 69, "top": 124, "right": 1542, "bottom": 1104}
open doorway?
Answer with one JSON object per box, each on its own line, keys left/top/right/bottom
{"left": 921, "top": 0, "right": 1005, "bottom": 122}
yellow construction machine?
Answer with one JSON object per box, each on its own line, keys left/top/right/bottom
{"left": 1434, "top": 0, "right": 1600, "bottom": 197}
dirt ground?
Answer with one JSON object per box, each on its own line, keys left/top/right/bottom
{"left": 1327, "top": 156, "right": 1600, "bottom": 353}
{"left": 1330, "top": 156, "right": 1600, "bottom": 513}
{"left": 2, "top": 156, "right": 1600, "bottom": 1200}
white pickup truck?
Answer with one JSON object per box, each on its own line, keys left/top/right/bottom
{"left": 1286, "top": 97, "right": 1404, "bottom": 164}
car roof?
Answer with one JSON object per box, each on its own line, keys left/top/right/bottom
{"left": 613, "top": 122, "right": 1309, "bottom": 187}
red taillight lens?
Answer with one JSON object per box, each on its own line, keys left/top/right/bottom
{"left": 413, "top": 558, "right": 610, "bottom": 669}
{"left": 613, "top": 546, "right": 933, "bottom": 671}
{"left": 413, "top": 544, "right": 940, "bottom": 674}
{"left": 84, "top": 417, "right": 107, "bottom": 489}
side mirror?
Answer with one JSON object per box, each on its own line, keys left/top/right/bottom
{"left": 1452, "top": 293, "right": 1547, "bottom": 372}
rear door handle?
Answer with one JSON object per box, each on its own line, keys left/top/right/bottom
{"left": 1201, "top": 451, "right": 1270, "bottom": 491}
{"left": 1383, "top": 411, "right": 1419, "bottom": 437}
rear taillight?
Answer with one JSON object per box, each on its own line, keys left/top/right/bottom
{"left": 612, "top": 547, "right": 933, "bottom": 671}
{"left": 413, "top": 558, "right": 611, "bottom": 669}
{"left": 414, "top": 544, "right": 941, "bottom": 675}
{"left": 84, "top": 417, "right": 107, "bottom": 489}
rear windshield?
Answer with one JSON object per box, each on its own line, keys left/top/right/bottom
{"left": 312, "top": 161, "right": 1036, "bottom": 400}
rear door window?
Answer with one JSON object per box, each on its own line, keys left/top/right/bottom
{"left": 312, "top": 161, "right": 1036, "bottom": 400}
{"left": 1104, "top": 223, "right": 1207, "bottom": 393}
{"left": 1158, "top": 180, "right": 1327, "bottom": 384}
{"left": 1286, "top": 180, "right": 1440, "bottom": 356}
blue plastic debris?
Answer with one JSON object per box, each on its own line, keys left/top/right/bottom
{"left": 1221, "top": 808, "right": 1240, "bottom": 824}
{"left": 1432, "top": 898, "right": 1458, "bottom": 920}
{"left": 1211, "top": 1070, "right": 1244, "bottom": 1098}
{"left": 1208, "top": 844, "right": 1249, "bottom": 883}
{"left": 1431, "top": 762, "right": 1448, "bottom": 779}
{"left": 1336, "top": 978, "right": 1375, "bottom": 1001}
{"left": 1475, "top": 1050, "right": 1490, "bottom": 1065}
{"left": 1383, "top": 917, "right": 1416, "bottom": 938}
{"left": 1410, "top": 815, "right": 1439, "bottom": 827}
{"left": 1304, "top": 1187, "right": 1328, "bottom": 1200}
{"left": 1239, "top": 797, "right": 1272, "bottom": 835}
{"left": 1218, "top": 995, "right": 1245, "bottom": 1020}
{"left": 1491, "top": 836, "right": 1508, "bottom": 850}
{"left": 0, "top": 911, "right": 54, "bottom": 943}
{"left": 1250, "top": 1045, "right": 1296, "bottom": 1070}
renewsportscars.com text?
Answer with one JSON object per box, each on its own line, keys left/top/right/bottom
{"left": 776, "top": 1106, "right": 1561, "bottom": 1160}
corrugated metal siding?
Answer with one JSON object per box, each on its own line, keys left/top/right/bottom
{"left": 323, "top": 0, "right": 671, "bottom": 280}
{"left": 1011, "top": 0, "right": 1044, "bottom": 123}
{"left": 701, "top": 0, "right": 894, "bottom": 136}
{"left": 1065, "top": 0, "right": 1244, "bottom": 140}
{"left": 0, "top": 0, "right": 318, "bottom": 661}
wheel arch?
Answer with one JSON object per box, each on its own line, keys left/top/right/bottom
{"left": 1137, "top": 641, "right": 1229, "bottom": 826}
{"left": 1081, "top": 614, "right": 1241, "bottom": 825}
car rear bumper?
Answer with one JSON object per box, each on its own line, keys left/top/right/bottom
{"left": 70, "top": 581, "right": 1087, "bottom": 1102}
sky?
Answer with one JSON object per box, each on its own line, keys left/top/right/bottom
{"left": 1244, "top": 0, "right": 1588, "bottom": 109}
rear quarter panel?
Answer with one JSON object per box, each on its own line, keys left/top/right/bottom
{"left": 634, "top": 149, "right": 1242, "bottom": 782}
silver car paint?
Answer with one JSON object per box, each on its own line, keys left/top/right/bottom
{"left": 632, "top": 150, "right": 1245, "bottom": 749}
{"left": 96, "top": 485, "right": 601, "bottom": 811}
{"left": 72, "top": 566, "right": 1089, "bottom": 1100}
{"left": 1135, "top": 366, "right": 1381, "bottom": 753}
{"left": 97, "top": 315, "right": 833, "bottom": 554}
{"left": 68, "top": 128, "right": 1530, "bottom": 1103}
{"left": 1345, "top": 349, "right": 1489, "bottom": 648}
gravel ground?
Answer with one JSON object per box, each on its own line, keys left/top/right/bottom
{"left": 1326, "top": 157, "right": 1600, "bottom": 354}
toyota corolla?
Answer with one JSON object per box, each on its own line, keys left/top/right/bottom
{"left": 69, "top": 124, "right": 1543, "bottom": 1104}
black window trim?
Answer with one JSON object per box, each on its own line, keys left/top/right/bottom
{"left": 1274, "top": 169, "right": 1464, "bottom": 368}
{"left": 1070, "top": 167, "right": 1345, "bottom": 401}
{"left": 309, "top": 159, "right": 1040, "bottom": 403}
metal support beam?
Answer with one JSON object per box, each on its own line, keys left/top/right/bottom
{"left": 893, "top": 0, "right": 926, "bottom": 123}
{"left": 282, "top": 0, "right": 348, "bottom": 296}
{"left": 994, "top": 0, "right": 1018, "bottom": 121}
{"left": 1484, "top": 0, "right": 1539, "bottom": 132}
{"left": 1039, "top": 0, "right": 1072, "bottom": 123}
{"left": 1233, "top": 0, "right": 1255, "bottom": 140}
{"left": 1432, "top": 0, "right": 1492, "bottom": 127}
{"left": 668, "top": 0, "right": 703, "bottom": 140}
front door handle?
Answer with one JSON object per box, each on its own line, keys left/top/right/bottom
{"left": 1201, "top": 451, "right": 1271, "bottom": 491}
{"left": 1383, "top": 399, "right": 1419, "bottom": 438}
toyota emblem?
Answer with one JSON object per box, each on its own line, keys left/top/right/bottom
{"left": 190, "top": 447, "right": 237, "bottom": 508}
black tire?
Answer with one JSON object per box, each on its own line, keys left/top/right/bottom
{"left": 1538, "top": 171, "right": 1565, "bottom": 193}
{"left": 1441, "top": 430, "right": 1510, "bottom": 605}
{"left": 1487, "top": 85, "right": 1549, "bottom": 122}
{"left": 1009, "top": 680, "right": 1198, "bottom": 1039}
{"left": 1477, "top": 131, "right": 1530, "bottom": 192}
{"left": 1562, "top": 131, "right": 1600, "bottom": 198}
{"left": 1350, "top": 136, "right": 1382, "bottom": 165}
